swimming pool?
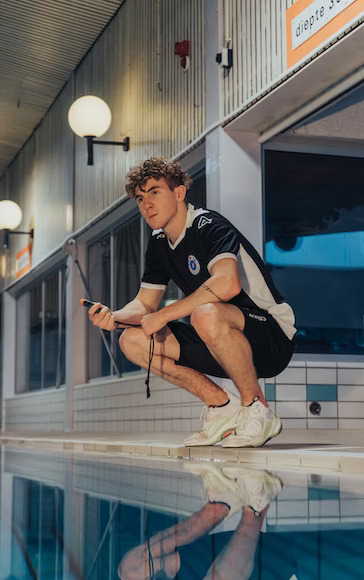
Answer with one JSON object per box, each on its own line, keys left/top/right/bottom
{"left": 1, "top": 446, "right": 363, "bottom": 579}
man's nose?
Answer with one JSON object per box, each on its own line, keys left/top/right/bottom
{"left": 144, "top": 196, "right": 154, "bottom": 208}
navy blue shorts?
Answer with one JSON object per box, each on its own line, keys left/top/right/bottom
{"left": 167, "top": 307, "right": 295, "bottom": 379}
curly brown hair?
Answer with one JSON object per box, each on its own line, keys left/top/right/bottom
{"left": 125, "top": 157, "right": 193, "bottom": 198}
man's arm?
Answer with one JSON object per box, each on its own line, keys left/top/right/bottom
{"left": 88, "top": 286, "right": 165, "bottom": 331}
{"left": 141, "top": 258, "right": 242, "bottom": 336}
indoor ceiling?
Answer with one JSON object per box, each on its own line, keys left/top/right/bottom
{"left": 0, "top": 0, "right": 125, "bottom": 178}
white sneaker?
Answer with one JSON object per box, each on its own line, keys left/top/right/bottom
{"left": 221, "top": 466, "right": 283, "bottom": 515}
{"left": 185, "top": 462, "right": 243, "bottom": 517}
{"left": 184, "top": 391, "right": 242, "bottom": 447}
{"left": 222, "top": 399, "right": 282, "bottom": 448}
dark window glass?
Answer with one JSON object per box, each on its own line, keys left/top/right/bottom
{"left": 84, "top": 497, "right": 114, "bottom": 579}
{"left": 265, "top": 150, "right": 364, "bottom": 355}
{"left": 16, "top": 264, "right": 66, "bottom": 392}
{"left": 15, "top": 292, "right": 29, "bottom": 394}
{"left": 88, "top": 236, "right": 111, "bottom": 379}
{"left": 113, "top": 216, "right": 141, "bottom": 375}
{"left": 60, "top": 268, "right": 66, "bottom": 386}
{"left": 43, "top": 268, "right": 66, "bottom": 388}
{"left": 44, "top": 271, "right": 59, "bottom": 388}
{"left": 28, "top": 282, "right": 43, "bottom": 391}
{"left": 0, "top": 294, "right": 3, "bottom": 418}
{"left": 187, "top": 165, "right": 206, "bottom": 208}
{"left": 12, "top": 478, "right": 64, "bottom": 578}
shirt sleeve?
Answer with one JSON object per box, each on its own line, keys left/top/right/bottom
{"left": 196, "top": 214, "right": 239, "bottom": 273}
{"left": 141, "top": 236, "right": 170, "bottom": 290}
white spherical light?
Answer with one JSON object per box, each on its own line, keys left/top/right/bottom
{"left": 0, "top": 200, "right": 23, "bottom": 230}
{"left": 68, "top": 96, "right": 112, "bottom": 138}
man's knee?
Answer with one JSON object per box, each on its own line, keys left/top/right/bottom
{"left": 190, "top": 303, "right": 222, "bottom": 343}
{"left": 191, "top": 303, "right": 245, "bottom": 344}
{"left": 119, "top": 328, "right": 143, "bottom": 360}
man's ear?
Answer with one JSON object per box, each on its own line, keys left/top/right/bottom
{"left": 176, "top": 185, "right": 187, "bottom": 203}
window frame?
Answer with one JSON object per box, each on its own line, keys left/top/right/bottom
{"left": 86, "top": 208, "right": 144, "bottom": 380}
{"left": 14, "top": 261, "right": 67, "bottom": 393}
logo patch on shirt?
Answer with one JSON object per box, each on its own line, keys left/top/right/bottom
{"left": 197, "top": 216, "right": 212, "bottom": 229}
{"left": 248, "top": 313, "right": 267, "bottom": 322}
{"left": 188, "top": 255, "right": 200, "bottom": 275}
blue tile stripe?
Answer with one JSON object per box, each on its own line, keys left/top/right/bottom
{"left": 306, "top": 384, "right": 337, "bottom": 401}
{"left": 308, "top": 487, "right": 339, "bottom": 500}
{"left": 265, "top": 383, "right": 275, "bottom": 401}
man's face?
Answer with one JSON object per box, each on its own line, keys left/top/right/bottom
{"left": 135, "top": 177, "right": 184, "bottom": 230}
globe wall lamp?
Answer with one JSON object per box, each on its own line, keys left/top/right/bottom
{"left": 68, "top": 96, "right": 130, "bottom": 166}
{"left": 0, "top": 200, "right": 34, "bottom": 249}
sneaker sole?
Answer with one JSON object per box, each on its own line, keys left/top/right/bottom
{"left": 184, "top": 413, "right": 241, "bottom": 447}
{"left": 222, "top": 420, "right": 283, "bottom": 448}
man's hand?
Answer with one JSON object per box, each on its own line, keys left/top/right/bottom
{"left": 88, "top": 302, "right": 116, "bottom": 331}
{"left": 141, "top": 310, "right": 167, "bottom": 337}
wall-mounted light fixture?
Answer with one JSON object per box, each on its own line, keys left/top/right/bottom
{"left": 68, "top": 96, "right": 130, "bottom": 166}
{"left": 0, "top": 200, "right": 34, "bottom": 249}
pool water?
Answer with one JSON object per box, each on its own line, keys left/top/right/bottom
{"left": 1, "top": 447, "right": 364, "bottom": 579}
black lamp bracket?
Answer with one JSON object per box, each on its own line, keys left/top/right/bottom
{"left": 3, "top": 228, "right": 34, "bottom": 249}
{"left": 85, "top": 135, "right": 130, "bottom": 165}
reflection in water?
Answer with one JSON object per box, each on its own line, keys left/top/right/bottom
{"left": 118, "top": 464, "right": 282, "bottom": 580}
{"left": 1, "top": 449, "right": 364, "bottom": 579}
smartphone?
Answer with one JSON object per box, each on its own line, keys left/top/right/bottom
{"left": 81, "top": 299, "right": 102, "bottom": 313}
{"left": 80, "top": 299, "right": 140, "bottom": 328}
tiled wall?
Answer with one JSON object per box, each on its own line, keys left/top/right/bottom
{"left": 264, "top": 361, "right": 364, "bottom": 430}
{"left": 73, "top": 375, "right": 204, "bottom": 433}
{"left": 266, "top": 472, "right": 364, "bottom": 528}
{"left": 4, "top": 360, "right": 364, "bottom": 432}
{"left": 5, "top": 450, "right": 364, "bottom": 531}
{"left": 4, "top": 389, "right": 66, "bottom": 432}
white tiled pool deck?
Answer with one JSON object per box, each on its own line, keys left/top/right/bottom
{"left": 1, "top": 429, "right": 364, "bottom": 474}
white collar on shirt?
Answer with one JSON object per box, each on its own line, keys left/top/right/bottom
{"left": 152, "top": 204, "right": 209, "bottom": 250}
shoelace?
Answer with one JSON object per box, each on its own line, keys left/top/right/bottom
{"left": 115, "top": 321, "right": 154, "bottom": 399}
{"left": 234, "top": 407, "right": 249, "bottom": 431}
{"left": 198, "top": 406, "right": 219, "bottom": 431}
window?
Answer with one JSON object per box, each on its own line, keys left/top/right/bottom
{"left": 16, "top": 265, "right": 67, "bottom": 392}
{"left": 264, "top": 149, "right": 364, "bottom": 355}
{"left": 187, "top": 163, "right": 206, "bottom": 209}
{"left": 12, "top": 477, "right": 64, "bottom": 578}
{"left": 0, "top": 294, "right": 2, "bottom": 425}
{"left": 113, "top": 218, "right": 142, "bottom": 375}
{"left": 87, "top": 235, "right": 112, "bottom": 379}
{"left": 87, "top": 214, "right": 141, "bottom": 379}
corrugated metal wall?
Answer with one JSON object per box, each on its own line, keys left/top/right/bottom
{"left": 0, "top": 81, "right": 74, "bottom": 272}
{"left": 0, "top": 0, "right": 205, "bottom": 268}
{"left": 222, "top": 0, "right": 297, "bottom": 116}
{"left": 74, "top": 0, "right": 205, "bottom": 228}
{"left": 0, "top": 0, "right": 205, "bottom": 261}
{"left": 0, "top": 0, "right": 125, "bottom": 176}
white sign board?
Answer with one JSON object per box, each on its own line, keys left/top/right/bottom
{"left": 292, "top": 0, "right": 358, "bottom": 50}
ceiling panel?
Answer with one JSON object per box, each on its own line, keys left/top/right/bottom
{"left": 0, "top": 0, "right": 124, "bottom": 177}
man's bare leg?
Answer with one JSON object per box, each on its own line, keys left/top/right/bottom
{"left": 120, "top": 304, "right": 266, "bottom": 407}
{"left": 120, "top": 327, "right": 228, "bottom": 406}
{"left": 204, "top": 506, "right": 268, "bottom": 580}
{"left": 190, "top": 303, "right": 268, "bottom": 406}
{"left": 118, "top": 503, "right": 229, "bottom": 580}
{"left": 120, "top": 320, "right": 273, "bottom": 447}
